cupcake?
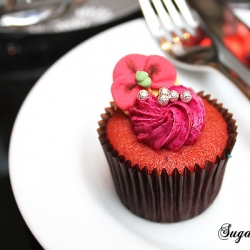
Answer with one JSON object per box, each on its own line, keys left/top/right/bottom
{"left": 97, "top": 54, "right": 237, "bottom": 222}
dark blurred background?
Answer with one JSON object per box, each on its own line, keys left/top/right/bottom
{"left": 0, "top": 1, "right": 141, "bottom": 248}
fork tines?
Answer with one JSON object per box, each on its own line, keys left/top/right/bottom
{"left": 139, "top": 0, "right": 198, "bottom": 45}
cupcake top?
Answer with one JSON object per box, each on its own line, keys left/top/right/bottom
{"left": 111, "top": 54, "right": 206, "bottom": 151}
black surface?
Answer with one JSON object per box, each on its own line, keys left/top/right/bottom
{"left": 0, "top": 10, "right": 142, "bottom": 249}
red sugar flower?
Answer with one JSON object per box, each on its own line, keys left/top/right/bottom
{"left": 111, "top": 54, "right": 177, "bottom": 111}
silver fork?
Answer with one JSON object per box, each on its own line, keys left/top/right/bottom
{"left": 138, "top": 0, "right": 250, "bottom": 101}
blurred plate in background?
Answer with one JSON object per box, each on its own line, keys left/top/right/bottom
{"left": 0, "top": 0, "right": 140, "bottom": 33}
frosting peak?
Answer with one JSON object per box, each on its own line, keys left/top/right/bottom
{"left": 111, "top": 54, "right": 205, "bottom": 151}
{"left": 130, "top": 85, "right": 206, "bottom": 151}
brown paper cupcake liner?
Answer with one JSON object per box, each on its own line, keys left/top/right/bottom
{"left": 97, "top": 93, "right": 237, "bottom": 222}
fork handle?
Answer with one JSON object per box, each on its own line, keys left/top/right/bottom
{"left": 210, "top": 61, "right": 250, "bottom": 101}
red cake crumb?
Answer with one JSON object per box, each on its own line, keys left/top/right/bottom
{"left": 106, "top": 98, "right": 228, "bottom": 175}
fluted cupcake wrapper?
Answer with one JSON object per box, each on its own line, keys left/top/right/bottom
{"left": 97, "top": 93, "right": 237, "bottom": 222}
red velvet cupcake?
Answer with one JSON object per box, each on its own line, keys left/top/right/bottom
{"left": 97, "top": 54, "right": 237, "bottom": 222}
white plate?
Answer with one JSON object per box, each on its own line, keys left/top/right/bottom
{"left": 9, "top": 19, "right": 250, "bottom": 250}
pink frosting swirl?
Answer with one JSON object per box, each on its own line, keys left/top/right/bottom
{"left": 130, "top": 86, "right": 206, "bottom": 151}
